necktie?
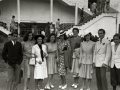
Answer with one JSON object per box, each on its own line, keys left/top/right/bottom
{"left": 38, "top": 44, "right": 44, "bottom": 62}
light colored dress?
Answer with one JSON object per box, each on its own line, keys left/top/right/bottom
{"left": 71, "top": 48, "right": 80, "bottom": 77}
{"left": 32, "top": 44, "right": 48, "bottom": 79}
{"left": 22, "top": 41, "right": 34, "bottom": 78}
{"left": 79, "top": 41, "right": 95, "bottom": 79}
{"left": 69, "top": 36, "right": 81, "bottom": 76}
{"left": 57, "top": 40, "right": 70, "bottom": 75}
{"left": 46, "top": 43, "right": 58, "bottom": 74}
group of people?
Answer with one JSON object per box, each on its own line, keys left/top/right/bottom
{"left": 0, "top": 21, "right": 8, "bottom": 30}
{"left": 1, "top": 27, "right": 120, "bottom": 90}
{"left": 90, "top": 0, "right": 110, "bottom": 14}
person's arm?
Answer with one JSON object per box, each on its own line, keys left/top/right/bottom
{"left": 2, "top": 43, "right": 8, "bottom": 63}
{"left": 93, "top": 42, "right": 97, "bottom": 66}
{"left": 103, "top": 41, "right": 112, "bottom": 66}
{"left": 18, "top": 43, "right": 23, "bottom": 65}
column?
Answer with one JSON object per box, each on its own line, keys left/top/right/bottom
{"left": 75, "top": 3, "right": 78, "bottom": 25}
{"left": 17, "top": 0, "right": 20, "bottom": 36}
{"left": 50, "top": 0, "right": 53, "bottom": 23}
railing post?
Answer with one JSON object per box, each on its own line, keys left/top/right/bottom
{"left": 50, "top": 0, "right": 53, "bottom": 23}
{"left": 17, "top": 0, "right": 20, "bottom": 37}
{"left": 75, "top": 3, "right": 78, "bottom": 25}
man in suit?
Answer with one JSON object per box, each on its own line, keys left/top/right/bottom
{"left": 2, "top": 32, "right": 23, "bottom": 90}
{"left": 93, "top": 29, "right": 111, "bottom": 90}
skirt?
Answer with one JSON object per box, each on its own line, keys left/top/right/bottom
{"left": 79, "top": 64, "right": 93, "bottom": 79}
{"left": 47, "top": 54, "right": 57, "bottom": 74}
{"left": 23, "top": 60, "right": 30, "bottom": 78}
{"left": 71, "top": 58, "right": 79, "bottom": 77}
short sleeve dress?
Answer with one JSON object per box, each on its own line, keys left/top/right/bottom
{"left": 57, "top": 40, "right": 70, "bottom": 75}
{"left": 46, "top": 43, "right": 58, "bottom": 74}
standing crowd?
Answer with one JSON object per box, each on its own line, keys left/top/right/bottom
{"left": 1, "top": 27, "right": 120, "bottom": 90}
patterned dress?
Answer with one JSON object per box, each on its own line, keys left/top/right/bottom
{"left": 57, "top": 40, "right": 70, "bottom": 75}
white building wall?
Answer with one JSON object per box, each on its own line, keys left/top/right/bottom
{"left": 84, "top": 17, "right": 116, "bottom": 39}
{"left": 0, "top": 0, "right": 78, "bottom": 26}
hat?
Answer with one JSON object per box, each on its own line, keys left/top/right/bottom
{"left": 58, "top": 30, "right": 65, "bottom": 37}
{"left": 34, "top": 34, "right": 45, "bottom": 40}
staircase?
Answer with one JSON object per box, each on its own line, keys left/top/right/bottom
{"left": 60, "top": 0, "right": 93, "bottom": 15}
{"left": 0, "top": 26, "right": 10, "bottom": 35}
{"left": 66, "top": 13, "right": 117, "bottom": 39}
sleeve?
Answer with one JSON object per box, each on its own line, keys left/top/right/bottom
{"left": 2, "top": 43, "right": 8, "bottom": 63}
{"left": 44, "top": 45, "right": 48, "bottom": 57}
{"left": 18, "top": 43, "right": 23, "bottom": 65}
{"left": 93, "top": 42, "right": 97, "bottom": 64}
{"left": 104, "top": 41, "right": 112, "bottom": 65}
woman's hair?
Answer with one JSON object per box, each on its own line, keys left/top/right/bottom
{"left": 46, "top": 33, "right": 56, "bottom": 43}
{"left": 59, "top": 34, "right": 67, "bottom": 40}
{"left": 23, "top": 31, "right": 33, "bottom": 42}
{"left": 113, "top": 33, "right": 120, "bottom": 39}
{"left": 84, "top": 33, "right": 92, "bottom": 41}
{"left": 35, "top": 37, "right": 44, "bottom": 44}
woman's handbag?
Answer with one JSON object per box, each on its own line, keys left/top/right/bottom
{"left": 29, "top": 58, "right": 36, "bottom": 65}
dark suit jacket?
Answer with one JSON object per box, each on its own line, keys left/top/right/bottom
{"left": 2, "top": 41, "right": 23, "bottom": 67}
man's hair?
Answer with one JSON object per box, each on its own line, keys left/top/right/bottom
{"left": 11, "top": 31, "right": 18, "bottom": 36}
{"left": 98, "top": 29, "right": 105, "bottom": 34}
{"left": 12, "top": 15, "right": 15, "bottom": 18}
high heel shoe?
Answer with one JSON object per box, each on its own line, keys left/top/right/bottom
{"left": 45, "top": 86, "right": 51, "bottom": 89}
{"left": 71, "top": 83, "right": 75, "bottom": 87}
{"left": 74, "top": 84, "right": 79, "bottom": 89}
{"left": 61, "top": 84, "right": 67, "bottom": 89}
{"left": 50, "top": 84, "right": 54, "bottom": 88}
{"left": 59, "top": 85, "right": 62, "bottom": 88}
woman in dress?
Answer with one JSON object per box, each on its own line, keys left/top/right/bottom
{"left": 79, "top": 33, "right": 95, "bottom": 90}
{"left": 22, "top": 31, "right": 35, "bottom": 90}
{"left": 110, "top": 34, "right": 120, "bottom": 90}
{"left": 45, "top": 33, "right": 58, "bottom": 89}
{"left": 32, "top": 35, "right": 48, "bottom": 90}
{"left": 57, "top": 30, "right": 71, "bottom": 89}
{"left": 69, "top": 28, "right": 81, "bottom": 89}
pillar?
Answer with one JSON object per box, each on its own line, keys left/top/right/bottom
{"left": 17, "top": 0, "right": 20, "bottom": 36}
{"left": 50, "top": 0, "right": 53, "bottom": 23}
{"left": 75, "top": 3, "right": 78, "bottom": 25}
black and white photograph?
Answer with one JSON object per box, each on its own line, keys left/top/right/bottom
{"left": 0, "top": 0, "right": 120, "bottom": 90}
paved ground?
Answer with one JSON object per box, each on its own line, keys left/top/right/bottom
{"left": 0, "top": 70, "right": 120, "bottom": 90}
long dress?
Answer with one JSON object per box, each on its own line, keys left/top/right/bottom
{"left": 46, "top": 43, "right": 58, "bottom": 74}
{"left": 57, "top": 40, "right": 70, "bottom": 75}
{"left": 32, "top": 44, "right": 48, "bottom": 79}
{"left": 69, "top": 36, "right": 81, "bottom": 76}
{"left": 79, "top": 41, "right": 95, "bottom": 79}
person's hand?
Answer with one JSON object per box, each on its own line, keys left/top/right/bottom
{"left": 79, "top": 63, "right": 82, "bottom": 68}
{"left": 43, "top": 52, "right": 47, "bottom": 57}
{"left": 38, "top": 61, "right": 42, "bottom": 64}
{"left": 93, "top": 63, "right": 95, "bottom": 68}
{"left": 102, "top": 63, "right": 107, "bottom": 67}
{"left": 56, "top": 58, "right": 59, "bottom": 64}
